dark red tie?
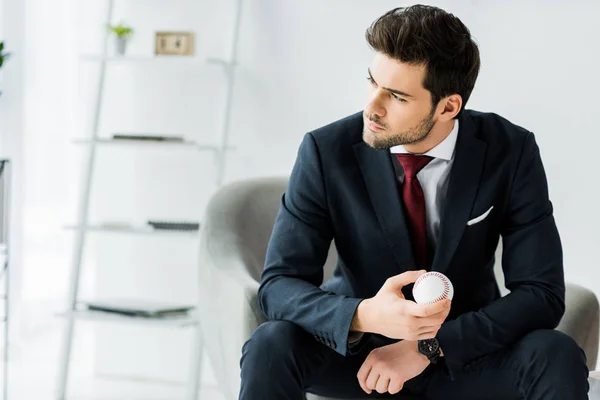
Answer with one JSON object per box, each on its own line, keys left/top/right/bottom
{"left": 395, "top": 154, "right": 433, "bottom": 269}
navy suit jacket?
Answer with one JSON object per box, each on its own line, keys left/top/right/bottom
{"left": 258, "top": 110, "right": 565, "bottom": 378}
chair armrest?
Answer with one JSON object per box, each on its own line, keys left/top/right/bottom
{"left": 557, "top": 282, "right": 599, "bottom": 370}
{"left": 196, "top": 178, "right": 293, "bottom": 399}
{"left": 197, "top": 231, "right": 265, "bottom": 400}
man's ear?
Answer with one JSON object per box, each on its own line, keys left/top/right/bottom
{"left": 437, "top": 94, "right": 462, "bottom": 121}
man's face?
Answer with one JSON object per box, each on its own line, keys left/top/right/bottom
{"left": 363, "top": 53, "right": 437, "bottom": 150}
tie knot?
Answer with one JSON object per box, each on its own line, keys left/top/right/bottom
{"left": 395, "top": 154, "right": 433, "bottom": 179}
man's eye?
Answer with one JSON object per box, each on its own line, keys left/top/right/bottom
{"left": 391, "top": 93, "right": 406, "bottom": 102}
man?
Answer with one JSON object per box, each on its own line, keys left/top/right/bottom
{"left": 239, "top": 5, "right": 589, "bottom": 399}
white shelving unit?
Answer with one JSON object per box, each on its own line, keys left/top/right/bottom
{"left": 64, "top": 224, "right": 201, "bottom": 237}
{"left": 56, "top": 0, "right": 243, "bottom": 399}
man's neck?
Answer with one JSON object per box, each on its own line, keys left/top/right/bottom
{"left": 402, "top": 119, "right": 456, "bottom": 155}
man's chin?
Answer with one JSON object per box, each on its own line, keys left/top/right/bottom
{"left": 362, "top": 129, "right": 390, "bottom": 150}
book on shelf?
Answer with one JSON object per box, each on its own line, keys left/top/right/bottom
{"left": 111, "top": 134, "right": 186, "bottom": 142}
{"left": 147, "top": 220, "right": 200, "bottom": 231}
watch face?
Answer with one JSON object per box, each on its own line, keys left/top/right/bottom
{"left": 418, "top": 338, "right": 440, "bottom": 356}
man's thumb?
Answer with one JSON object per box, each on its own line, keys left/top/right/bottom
{"left": 384, "top": 270, "right": 427, "bottom": 290}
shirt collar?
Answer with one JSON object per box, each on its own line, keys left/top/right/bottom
{"left": 389, "top": 119, "right": 459, "bottom": 161}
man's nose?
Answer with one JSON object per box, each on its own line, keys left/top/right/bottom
{"left": 366, "top": 89, "right": 386, "bottom": 118}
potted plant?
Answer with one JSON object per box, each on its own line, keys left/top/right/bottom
{"left": 107, "top": 23, "right": 134, "bottom": 56}
{"left": 0, "top": 41, "right": 11, "bottom": 69}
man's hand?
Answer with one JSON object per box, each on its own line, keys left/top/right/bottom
{"left": 357, "top": 340, "right": 429, "bottom": 395}
{"left": 351, "top": 270, "right": 451, "bottom": 340}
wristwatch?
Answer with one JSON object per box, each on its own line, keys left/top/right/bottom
{"left": 418, "top": 338, "right": 441, "bottom": 364}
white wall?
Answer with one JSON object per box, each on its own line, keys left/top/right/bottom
{"left": 12, "top": 0, "right": 600, "bottom": 390}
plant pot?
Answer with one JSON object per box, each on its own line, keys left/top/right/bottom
{"left": 115, "top": 37, "right": 128, "bottom": 56}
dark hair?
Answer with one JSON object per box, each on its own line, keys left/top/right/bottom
{"left": 365, "top": 5, "right": 480, "bottom": 118}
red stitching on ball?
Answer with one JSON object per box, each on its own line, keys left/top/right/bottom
{"left": 414, "top": 272, "right": 451, "bottom": 303}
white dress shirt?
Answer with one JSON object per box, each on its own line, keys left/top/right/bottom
{"left": 389, "top": 120, "right": 459, "bottom": 248}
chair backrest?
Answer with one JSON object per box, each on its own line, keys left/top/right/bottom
{"left": 202, "top": 177, "right": 291, "bottom": 281}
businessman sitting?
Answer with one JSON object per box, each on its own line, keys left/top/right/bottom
{"left": 239, "top": 5, "right": 589, "bottom": 399}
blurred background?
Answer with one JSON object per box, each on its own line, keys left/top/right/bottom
{"left": 0, "top": 0, "right": 598, "bottom": 398}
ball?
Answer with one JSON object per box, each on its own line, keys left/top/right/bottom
{"left": 412, "top": 272, "right": 454, "bottom": 304}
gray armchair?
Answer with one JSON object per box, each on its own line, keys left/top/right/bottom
{"left": 198, "top": 177, "right": 599, "bottom": 400}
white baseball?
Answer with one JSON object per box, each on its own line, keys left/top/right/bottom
{"left": 412, "top": 272, "right": 454, "bottom": 304}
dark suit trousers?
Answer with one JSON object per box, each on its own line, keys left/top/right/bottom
{"left": 239, "top": 321, "right": 589, "bottom": 400}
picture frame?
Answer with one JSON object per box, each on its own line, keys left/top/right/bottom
{"left": 155, "top": 32, "right": 195, "bottom": 56}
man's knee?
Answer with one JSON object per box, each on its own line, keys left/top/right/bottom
{"left": 513, "top": 330, "right": 589, "bottom": 398}
{"left": 241, "top": 320, "right": 308, "bottom": 368}
{"left": 521, "top": 330, "right": 587, "bottom": 366}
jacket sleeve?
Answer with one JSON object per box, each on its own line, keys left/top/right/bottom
{"left": 258, "top": 132, "right": 363, "bottom": 356}
{"left": 437, "top": 132, "right": 565, "bottom": 379}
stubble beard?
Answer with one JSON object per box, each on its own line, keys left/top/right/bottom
{"left": 363, "top": 109, "right": 436, "bottom": 150}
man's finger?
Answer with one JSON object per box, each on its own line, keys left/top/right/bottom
{"left": 388, "top": 378, "right": 404, "bottom": 395}
{"left": 418, "top": 329, "right": 439, "bottom": 340}
{"left": 414, "top": 308, "right": 451, "bottom": 326}
{"left": 375, "top": 375, "right": 390, "bottom": 394}
{"left": 385, "top": 270, "right": 427, "bottom": 291}
{"left": 405, "top": 298, "right": 451, "bottom": 317}
{"left": 366, "top": 371, "right": 380, "bottom": 391}
{"left": 357, "top": 361, "right": 372, "bottom": 393}
{"left": 417, "top": 324, "right": 441, "bottom": 335}
{"left": 421, "top": 305, "right": 451, "bottom": 319}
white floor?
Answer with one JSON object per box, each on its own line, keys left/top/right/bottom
{"left": 3, "top": 318, "right": 227, "bottom": 400}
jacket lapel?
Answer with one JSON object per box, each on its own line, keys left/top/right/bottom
{"left": 432, "top": 114, "right": 487, "bottom": 273}
{"left": 353, "top": 142, "right": 416, "bottom": 270}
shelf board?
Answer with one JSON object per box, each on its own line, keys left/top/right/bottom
{"left": 73, "top": 138, "right": 198, "bottom": 147}
{"left": 64, "top": 224, "right": 200, "bottom": 237}
{"left": 72, "top": 138, "right": 236, "bottom": 152}
{"left": 58, "top": 309, "right": 198, "bottom": 328}
{"left": 80, "top": 55, "right": 235, "bottom": 69}
{"left": 72, "top": 138, "right": 220, "bottom": 150}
